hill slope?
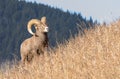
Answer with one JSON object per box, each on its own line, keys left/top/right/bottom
{"left": 0, "top": 20, "right": 120, "bottom": 79}
{"left": 0, "top": 0, "right": 95, "bottom": 61}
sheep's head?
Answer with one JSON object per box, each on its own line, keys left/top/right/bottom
{"left": 27, "top": 16, "right": 49, "bottom": 36}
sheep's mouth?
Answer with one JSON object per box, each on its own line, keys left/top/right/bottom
{"left": 44, "top": 27, "right": 49, "bottom": 32}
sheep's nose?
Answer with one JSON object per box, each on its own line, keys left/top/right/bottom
{"left": 44, "top": 27, "right": 49, "bottom": 32}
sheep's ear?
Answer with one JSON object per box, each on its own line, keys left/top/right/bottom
{"left": 41, "top": 16, "right": 46, "bottom": 24}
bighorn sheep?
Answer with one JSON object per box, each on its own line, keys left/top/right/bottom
{"left": 20, "top": 16, "right": 49, "bottom": 64}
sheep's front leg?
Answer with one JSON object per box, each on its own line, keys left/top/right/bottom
{"left": 27, "top": 52, "right": 34, "bottom": 62}
{"left": 37, "top": 48, "right": 44, "bottom": 55}
{"left": 40, "top": 49, "right": 44, "bottom": 55}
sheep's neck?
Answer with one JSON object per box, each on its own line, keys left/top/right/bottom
{"left": 34, "top": 33, "right": 45, "bottom": 41}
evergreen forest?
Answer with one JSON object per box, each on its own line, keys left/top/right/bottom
{"left": 0, "top": 0, "right": 96, "bottom": 62}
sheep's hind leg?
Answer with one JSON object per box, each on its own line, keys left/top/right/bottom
{"left": 21, "top": 54, "right": 27, "bottom": 65}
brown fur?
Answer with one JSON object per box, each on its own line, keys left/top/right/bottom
{"left": 20, "top": 17, "right": 48, "bottom": 64}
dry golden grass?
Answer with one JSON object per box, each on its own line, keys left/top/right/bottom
{"left": 1, "top": 20, "right": 120, "bottom": 79}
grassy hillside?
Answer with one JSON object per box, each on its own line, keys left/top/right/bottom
{"left": 0, "top": 20, "right": 120, "bottom": 79}
{"left": 0, "top": 0, "right": 95, "bottom": 61}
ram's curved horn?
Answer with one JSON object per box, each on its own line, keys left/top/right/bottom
{"left": 27, "top": 19, "right": 40, "bottom": 35}
{"left": 41, "top": 16, "right": 46, "bottom": 24}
